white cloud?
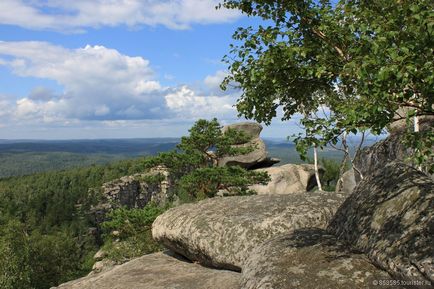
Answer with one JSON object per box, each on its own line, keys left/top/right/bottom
{"left": 165, "top": 85, "right": 236, "bottom": 119}
{"left": 0, "top": 41, "right": 168, "bottom": 121}
{"left": 203, "top": 69, "right": 240, "bottom": 96}
{"left": 0, "top": 98, "right": 11, "bottom": 118}
{"left": 204, "top": 70, "right": 227, "bottom": 91}
{"left": 0, "top": 41, "right": 238, "bottom": 129}
{"left": 0, "top": 0, "right": 240, "bottom": 31}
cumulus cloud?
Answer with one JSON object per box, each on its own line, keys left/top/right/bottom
{"left": 165, "top": 85, "right": 236, "bottom": 119}
{"left": 0, "top": 41, "right": 170, "bottom": 121}
{"left": 204, "top": 69, "right": 241, "bottom": 96}
{"left": 0, "top": 41, "right": 238, "bottom": 127}
{"left": 204, "top": 70, "right": 227, "bottom": 91}
{"left": 0, "top": 98, "right": 11, "bottom": 118}
{"left": 0, "top": 0, "right": 240, "bottom": 31}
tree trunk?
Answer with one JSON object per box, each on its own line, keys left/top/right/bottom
{"left": 414, "top": 115, "right": 422, "bottom": 171}
{"left": 335, "top": 132, "right": 349, "bottom": 193}
{"left": 313, "top": 145, "right": 323, "bottom": 191}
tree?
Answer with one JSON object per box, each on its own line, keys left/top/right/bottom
{"left": 320, "top": 158, "right": 345, "bottom": 191}
{"left": 0, "top": 220, "right": 32, "bottom": 289}
{"left": 220, "top": 0, "right": 433, "bottom": 172}
{"left": 100, "top": 203, "right": 167, "bottom": 262}
{"left": 178, "top": 166, "right": 269, "bottom": 200}
{"left": 144, "top": 118, "right": 270, "bottom": 202}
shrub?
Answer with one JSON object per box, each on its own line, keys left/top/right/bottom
{"left": 100, "top": 203, "right": 167, "bottom": 262}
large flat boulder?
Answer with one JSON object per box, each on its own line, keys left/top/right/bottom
{"left": 241, "top": 228, "right": 395, "bottom": 289}
{"left": 222, "top": 122, "right": 263, "bottom": 139}
{"left": 249, "top": 164, "right": 320, "bottom": 194}
{"left": 152, "top": 192, "right": 347, "bottom": 271}
{"left": 328, "top": 162, "right": 434, "bottom": 284}
{"left": 53, "top": 252, "right": 240, "bottom": 289}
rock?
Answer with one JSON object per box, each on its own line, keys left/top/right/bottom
{"left": 152, "top": 192, "right": 347, "bottom": 271}
{"left": 249, "top": 164, "right": 321, "bottom": 194}
{"left": 93, "top": 249, "right": 107, "bottom": 261}
{"left": 353, "top": 134, "right": 409, "bottom": 183}
{"left": 248, "top": 157, "right": 281, "bottom": 170}
{"left": 335, "top": 169, "right": 356, "bottom": 195}
{"left": 388, "top": 106, "right": 434, "bottom": 134}
{"left": 218, "top": 137, "right": 268, "bottom": 169}
{"left": 241, "top": 228, "right": 395, "bottom": 289}
{"left": 222, "top": 122, "right": 263, "bottom": 139}
{"left": 328, "top": 162, "right": 434, "bottom": 284}
{"left": 217, "top": 121, "right": 283, "bottom": 170}
{"left": 90, "top": 166, "right": 173, "bottom": 225}
{"left": 53, "top": 252, "right": 240, "bottom": 289}
{"left": 89, "top": 259, "right": 116, "bottom": 275}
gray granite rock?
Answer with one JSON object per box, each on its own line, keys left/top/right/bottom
{"left": 222, "top": 122, "right": 263, "bottom": 139}
{"left": 336, "top": 169, "right": 356, "bottom": 195}
{"left": 152, "top": 192, "right": 347, "bottom": 271}
{"left": 353, "top": 134, "right": 409, "bottom": 183}
{"left": 241, "top": 228, "right": 396, "bottom": 289}
{"left": 90, "top": 165, "right": 172, "bottom": 225}
{"left": 328, "top": 162, "right": 434, "bottom": 284}
{"left": 249, "top": 164, "right": 321, "bottom": 194}
{"left": 388, "top": 107, "right": 434, "bottom": 134}
{"left": 53, "top": 252, "right": 240, "bottom": 289}
{"left": 218, "top": 137, "right": 268, "bottom": 169}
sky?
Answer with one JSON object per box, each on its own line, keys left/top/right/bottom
{"left": 0, "top": 0, "right": 299, "bottom": 139}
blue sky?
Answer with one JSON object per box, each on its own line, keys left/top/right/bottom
{"left": 0, "top": 0, "right": 298, "bottom": 139}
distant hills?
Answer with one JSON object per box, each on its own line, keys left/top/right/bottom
{"left": 0, "top": 138, "right": 180, "bottom": 178}
{"left": 0, "top": 137, "right": 380, "bottom": 178}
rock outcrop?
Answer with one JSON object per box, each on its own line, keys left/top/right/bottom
{"left": 249, "top": 164, "right": 321, "bottom": 194}
{"left": 241, "top": 228, "right": 394, "bottom": 289}
{"left": 353, "top": 134, "right": 409, "bottom": 182}
{"left": 53, "top": 252, "right": 240, "bottom": 289}
{"left": 335, "top": 169, "right": 356, "bottom": 195}
{"left": 217, "top": 122, "right": 280, "bottom": 169}
{"left": 222, "top": 122, "right": 263, "bottom": 139}
{"left": 328, "top": 162, "right": 434, "bottom": 284}
{"left": 91, "top": 166, "right": 172, "bottom": 224}
{"left": 152, "top": 192, "right": 347, "bottom": 271}
{"left": 388, "top": 106, "right": 434, "bottom": 134}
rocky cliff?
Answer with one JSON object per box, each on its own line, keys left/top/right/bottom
{"left": 54, "top": 122, "right": 433, "bottom": 289}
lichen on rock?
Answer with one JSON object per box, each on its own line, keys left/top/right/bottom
{"left": 328, "top": 162, "right": 434, "bottom": 284}
{"left": 152, "top": 191, "right": 348, "bottom": 271}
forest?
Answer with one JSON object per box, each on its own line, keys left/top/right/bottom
{"left": 1, "top": 0, "right": 432, "bottom": 288}
{"left": 0, "top": 118, "right": 353, "bottom": 288}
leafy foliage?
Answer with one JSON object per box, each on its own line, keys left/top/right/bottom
{"left": 142, "top": 118, "right": 269, "bottom": 203}
{"left": 320, "top": 158, "right": 346, "bottom": 191}
{"left": 178, "top": 166, "right": 270, "bottom": 201}
{"left": 0, "top": 158, "right": 154, "bottom": 289}
{"left": 0, "top": 220, "right": 32, "bottom": 289}
{"left": 100, "top": 203, "right": 167, "bottom": 262}
{"left": 220, "top": 0, "right": 433, "bottom": 171}
{"left": 176, "top": 118, "right": 254, "bottom": 164}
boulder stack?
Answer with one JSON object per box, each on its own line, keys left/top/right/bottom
{"left": 217, "top": 122, "right": 280, "bottom": 169}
